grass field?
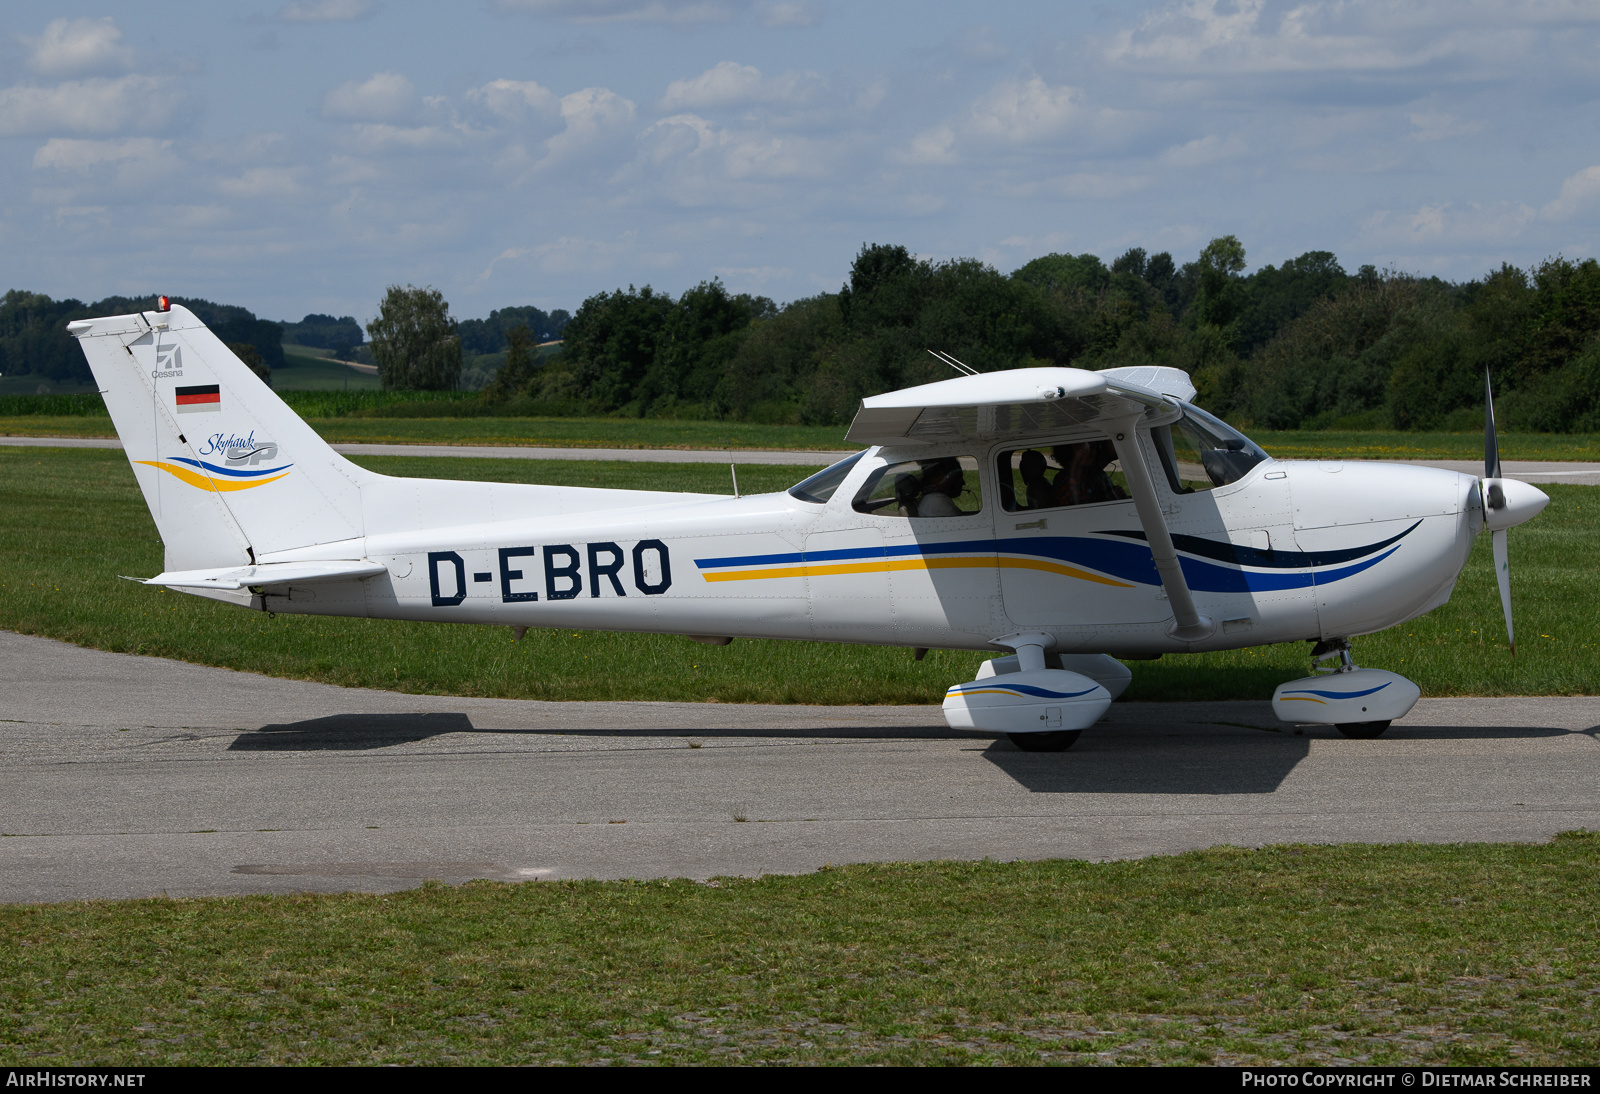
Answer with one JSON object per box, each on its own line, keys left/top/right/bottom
{"left": 1, "top": 446, "right": 1593, "bottom": 703}
{"left": 4, "top": 836, "right": 1599, "bottom": 1065}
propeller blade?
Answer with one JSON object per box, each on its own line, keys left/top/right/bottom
{"left": 1492, "top": 527, "right": 1514, "bottom": 655}
{"left": 1485, "top": 368, "right": 1501, "bottom": 480}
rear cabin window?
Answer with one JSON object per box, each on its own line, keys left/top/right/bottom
{"left": 996, "top": 440, "right": 1129, "bottom": 513}
{"left": 1152, "top": 405, "right": 1270, "bottom": 493}
{"left": 852, "top": 456, "right": 983, "bottom": 518}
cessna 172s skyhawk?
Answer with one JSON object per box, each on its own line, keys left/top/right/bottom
{"left": 70, "top": 301, "right": 1550, "bottom": 751}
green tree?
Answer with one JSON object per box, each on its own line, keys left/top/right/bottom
{"left": 226, "top": 342, "right": 271, "bottom": 387}
{"left": 367, "top": 285, "right": 462, "bottom": 391}
{"left": 482, "top": 325, "right": 536, "bottom": 403}
{"left": 1193, "top": 235, "right": 1247, "bottom": 329}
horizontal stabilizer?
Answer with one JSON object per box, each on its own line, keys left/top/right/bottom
{"left": 146, "top": 559, "right": 388, "bottom": 590}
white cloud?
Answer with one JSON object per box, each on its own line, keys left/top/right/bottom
{"left": 659, "top": 61, "right": 822, "bottom": 111}
{"left": 469, "top": 79, "right": 560, "bottom": 122}
{"left": 1363, "top": 201, "right": 1536, "bottom": 246}
{"left": 542, "top": 87, "right": 636, "bottom": 161}
{"left": 32, "top": 137, "right": 171, "bottom": 170}
{"left": 903, "top": 75, "right": 1100, "bottom": 163}
{"left": 757, "top": 1, "right": 823, "bottom": 28}
{"left": 898, "top": 124, "right": 958, "bottom": 166}
{"left": 532, "top": 231, "right": 638, "bottom": 273}
{"left": 323, "top": 72, "right": 418, "bottom": 123}
{"left": 966, "top": 77, "right": 1085, "bottom": 144}
{"left": 496, "top": 0, "right": 747, "bottom": 23}
{"left": 1541, "top": 165, "right": 1600, "bottom": 220}
{"left": 25, "top": 17, "right": 133, "bottom": 77}
{"left": 1362, "top": 162, "right": 1600, "bottom": 251}
{"left": 217, "top": 166, "right": 305, "bottom": 198}
{"left": 1162, "top": 132, "right": 1246, "bottom": 166}
{"left": 641, "top": 112, "right": 832, "bottom": 184}
{"left": 351, "top": 124, "right": 458, "bottom": 152}
{"left": 0, "top": 76, "right": 184, "bottom": 136}
{"left": 1407, "top": 110, "right": 1484, "bottom": 142}
{"left": 1103, "top": 0, "right": 1453, "bottom": 76}
{"left": 280, "top": 0, "right": 376, "bottom": 20}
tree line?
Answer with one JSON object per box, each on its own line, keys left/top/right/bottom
{"left": 485, "top": 240, "right": 1600, "bottom": 433}
{"left": 0, "top": 288, "right": 570, "bottom": 392}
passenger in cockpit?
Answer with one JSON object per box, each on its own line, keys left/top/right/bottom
{"left": 1019, "top": 449, "right": 1052, "bottom": 510}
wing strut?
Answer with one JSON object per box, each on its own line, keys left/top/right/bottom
{"left": 1110, "top": 418, "right": 1215, "bottom": 642}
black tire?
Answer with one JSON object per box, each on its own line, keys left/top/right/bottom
{"left": 1007, "top": 730, "right": 1082, "bottom": 752}
{"left": 1335, "top": 720, "right": 1391, "bottom": 739}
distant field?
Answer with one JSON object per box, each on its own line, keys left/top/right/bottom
{"left": 5, "top": 837, "right": 1600, "bottom": 1065}
{"left": 273, "top": 351, "right": 380, "bottom": 391}
{"left": 1, "top": 445, "right": 1593, "bottom": 703}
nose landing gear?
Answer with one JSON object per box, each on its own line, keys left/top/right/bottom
{"left": 1270, "top": 638, "right": 1421, "bottom": 737}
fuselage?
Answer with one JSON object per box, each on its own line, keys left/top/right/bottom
{"left": 258, "top": 442, "right": 1483, "bottom": 658}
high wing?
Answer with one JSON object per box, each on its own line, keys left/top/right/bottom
{"left": 843, "top": 365, "right": 1195, "bottom": 448}
{"left": 845, "top": 363, "right": 1214, "bottom": 641}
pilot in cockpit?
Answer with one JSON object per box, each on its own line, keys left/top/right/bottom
{"left": 916, "top": 459, "right": 966, "bottom": 517}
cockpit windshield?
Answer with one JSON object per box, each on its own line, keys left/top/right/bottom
{"left": 1152, "top": 404, "right": 1271, "bottom": 492}
{"left": 787, "top": 452, "right": 864, "bottom": 504}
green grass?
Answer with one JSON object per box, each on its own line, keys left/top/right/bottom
{"left": 272, "top": 352, "right": 380, "bottom": 392}
{"left": 1, "top": 446, "right": 1594, "bottom": 703}
{"left": 5, "top": 836, "right": 1600, "bottom": 1065}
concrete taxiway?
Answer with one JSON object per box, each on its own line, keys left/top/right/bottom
{"left": 3, "top": 630, "right": 1597, "bottom": 905}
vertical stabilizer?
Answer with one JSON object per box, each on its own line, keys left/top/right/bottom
{"left": 70, "top": 305, "right": 372, "bottom": 571}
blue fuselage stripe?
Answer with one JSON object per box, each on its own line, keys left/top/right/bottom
{"left": 694, "top": 529, "right": 1412, "bottom": 592}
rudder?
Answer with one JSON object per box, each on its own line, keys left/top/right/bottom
{"left": 71, "top": 304, "right": 371, "bottom": 572}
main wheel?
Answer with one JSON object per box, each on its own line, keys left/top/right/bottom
{"left": 1335, "top": 720, "right": 1391, "bottom": 739}
{"left": 1007, "top": 730, "right": 1082, "bottom": 752}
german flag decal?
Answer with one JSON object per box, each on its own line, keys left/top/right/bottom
{"left": 174, "top": 384, "right": 220, "bottom": 415}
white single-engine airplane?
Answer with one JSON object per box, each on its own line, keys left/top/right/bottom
{"left": 70, "top": 301, "right": 1551, "bottom": 751}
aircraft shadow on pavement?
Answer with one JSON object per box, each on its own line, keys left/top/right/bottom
{"left": 229, "top": 712, "right": 475, "bottom": 751}
{"left": 983, "top": 721, "right": 1588, "bottom": 794}
{"left": 982, "top": 735, "right": 1310, "bottom": 795}
{"left": 227, "top": 712, "right": 960, "bottom": 750}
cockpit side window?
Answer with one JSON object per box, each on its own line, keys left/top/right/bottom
{"left": 788, "top": 452, "right": 864, "bottom": 504}
{"left": 1152, "top": 404, "right": 1270, "bottom": 493}
{"left": 852, "top": 455, "right": 983, "bottom": 518}
{"left": 996, "top": 440, "right": 1129, "bottom": 513}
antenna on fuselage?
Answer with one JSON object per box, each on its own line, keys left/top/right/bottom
{"left": 927, "top": 349, "right": 978, "bottom": 376}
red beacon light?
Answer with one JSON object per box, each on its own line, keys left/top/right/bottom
{"left": 157, "top": 295, "right": 171, "bottom": 312}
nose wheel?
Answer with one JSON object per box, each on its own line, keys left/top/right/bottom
{"left": 1007, "top": 730, "right": 1082, "bottom": 752}
{"left": 1334, "top": 720, "right": 1391, "bottom": 739}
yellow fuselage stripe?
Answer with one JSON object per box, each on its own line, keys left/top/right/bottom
{"left": 699, "top": 555, "right": 1134, "bottom": 588}
{"left": 137, "top": 461, "right": 289, "bottom": 492}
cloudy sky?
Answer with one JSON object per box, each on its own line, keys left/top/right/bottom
{"left": 4, "top": 0, "right": 1599, "bottom": 323}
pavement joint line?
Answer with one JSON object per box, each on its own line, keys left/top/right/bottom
{"left": 17, "top": 805, "right": 1600, "bottom": 840}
